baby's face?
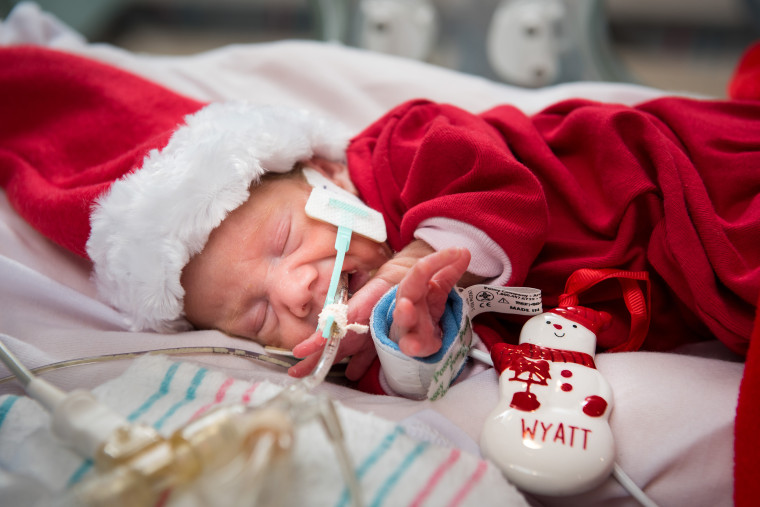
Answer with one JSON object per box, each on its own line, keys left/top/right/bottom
{"left": 181, "top": 173, "right": 391, "bottom": 349}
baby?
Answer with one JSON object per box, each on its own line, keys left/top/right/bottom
{"left": 179, "top": 161, "right": 477, "bottom": 380}
{"left": 3, "top": 46, "right": 760, "bottom": 399}
{"left": 0, "top": 47, "right": 482, "bottom": 393}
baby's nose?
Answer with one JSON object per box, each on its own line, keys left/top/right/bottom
{"left": 553, "top": 323, "right": 563, "bottom": 330}
{"left": 276, "top": 266, "right": 318, "bottom": 317}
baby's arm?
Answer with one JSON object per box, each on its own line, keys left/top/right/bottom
{"left": 289, "top": 240, "right": 440, "bottom": 378}
{"left": 391, "top": 247, "right": 470, "bottom": 357}
{"left": 288, "top": 242, "right": 471, "bottom": 379}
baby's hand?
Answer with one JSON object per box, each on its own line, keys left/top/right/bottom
{"left": 289, "top": 241, "right": 443, "bottom": 379}
{"left": 289, "top": 244, "right": 471, "bottom": 380}
{"left": 391, "top": 247, "right": 470, "bottom": 357}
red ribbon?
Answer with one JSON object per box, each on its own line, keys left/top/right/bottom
{"left": 559, "top": 268, "right": 651, "bottom": 353}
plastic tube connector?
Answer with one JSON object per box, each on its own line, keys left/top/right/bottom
{"left": 49, "top": 388, "right": 130, "bottom": 459}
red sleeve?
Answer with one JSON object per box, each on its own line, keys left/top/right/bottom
{"left": 347, "top": 99, "right": 548, "bottom": 286}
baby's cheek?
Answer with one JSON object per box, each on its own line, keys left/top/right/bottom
{"left": 267, "top": 323, "right": 315, "bottom": 351}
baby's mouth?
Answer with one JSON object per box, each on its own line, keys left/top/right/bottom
{"left": 347, "top": 269, "right": 372, "bottom": 296}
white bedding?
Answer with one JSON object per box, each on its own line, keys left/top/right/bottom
{"left": 0, "top": 3, "right": 743, "bottom": 506}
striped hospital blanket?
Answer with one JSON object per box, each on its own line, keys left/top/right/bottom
{"left": 0, "top": 355, "right": 527, "bottom": 506}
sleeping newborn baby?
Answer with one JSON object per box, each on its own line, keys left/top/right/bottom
{"left": 6, "top": 46, "right": 758, "bottom": 401}
{"left": 179, "top": 159, "right": 474, "bottom": 381}
{"left": 0, "top": 47, "right": 476, "bottom": 391}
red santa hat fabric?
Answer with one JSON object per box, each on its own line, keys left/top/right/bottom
{"left": 0, "top": 46, "right": 350, "bottom": 332}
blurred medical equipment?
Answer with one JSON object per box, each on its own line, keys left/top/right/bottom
{"left": 0, "top": 347, "right": 298, "bottom": 384}
{"left": 324, "top": 0, "right": 757, "bottom": 88}
{"left": 325, "top": 0, "right": 628, "bottom": 86}
{"left": 0, "top": 279, "right": 362, "bottom": 507}
{"left": 354, "top": 0, "right": 437, "bottom": 61}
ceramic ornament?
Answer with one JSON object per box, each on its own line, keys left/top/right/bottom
{"left": 480, "top": 305, "right": 615, "bottom": 496}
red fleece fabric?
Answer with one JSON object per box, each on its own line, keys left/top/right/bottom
{"left": 729, "top": 41, "right": 760, "bottom": 100}
{"left": 0, "top": 46, "right": 205, "bottom": 257}
{"left": 348, "top": 97, "right": 760, "bottom": 356}
{"left": 729, "top": 40, "right": 760, "bottom": 507}
{"left": 735, "top": 300, "right": 760, "bottom": 506}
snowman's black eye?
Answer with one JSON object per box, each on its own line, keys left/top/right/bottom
{"left": 572, "top": 324, "right": 577, "bottom": 328}
{"left": 545, "top": 321, "right": 551, "bottom": 325}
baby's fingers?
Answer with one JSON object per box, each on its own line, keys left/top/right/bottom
{"left": 392, "top": 296, "right": 420, "bottom": 331}
{"left": 291, "top": 330, "right": 326, "bottom": 358}
{"left": 288, "top": 351, "right": 322, "bottom": 377}
{"left": 426, "top": 248, "right": 471, "bottom": 316}
{"left": 431, "top": 248, "right": 471, "bottom": 291}
{"left": 398, "top": 248, "right": 468, "bottom": 303}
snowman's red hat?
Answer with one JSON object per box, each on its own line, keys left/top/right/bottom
{"left": 545, "top": 306, "right": 612, "bottom": 335}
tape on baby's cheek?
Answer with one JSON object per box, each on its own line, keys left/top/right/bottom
{"left": 303, "top": 168, "right": 386, "bottom": 243}
{"left": 370, "top": 285, "right": 541, "bottom": 400}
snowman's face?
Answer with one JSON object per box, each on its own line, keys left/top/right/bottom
{"left": 518, "top": 312, "right": 597, "bottom": 355}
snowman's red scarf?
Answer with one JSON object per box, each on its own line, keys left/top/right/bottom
{"left": 491, "top": 342, "right": 596, "bottom": 373}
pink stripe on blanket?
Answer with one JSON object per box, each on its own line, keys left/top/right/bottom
{"left": 190, "top": 377, "right": 234, "bottom": 420}
{"left": 447, "top": 460, "right": 488, "bottom": 507}
{"left": 241, "top": 382, "right": 260, "bottom": 404}
{"left": 409, "top": 448, "right": 461, "bottom": 507}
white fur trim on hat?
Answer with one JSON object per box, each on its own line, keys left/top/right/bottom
{"left": 86, "top": 102, "right": 350, "bottom": 332}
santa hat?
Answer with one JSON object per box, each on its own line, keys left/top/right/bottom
{"left": 0, "top": 46, "right": 350, "bottom": 332}
{"left": 545, "top": 306, "right": 612, "bottom": 335}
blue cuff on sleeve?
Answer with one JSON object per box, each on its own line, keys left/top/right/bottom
{"left": 370, "top": 286, "right": 470, "bottom": 399}
{"left": 371, "top": 286, "right": 464, "bottom": 363}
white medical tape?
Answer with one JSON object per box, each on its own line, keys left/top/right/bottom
{"left": 318, "top": 303, "right": 369, "bottom": 339}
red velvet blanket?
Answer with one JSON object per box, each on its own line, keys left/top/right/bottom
{"left": 348, "top": 44, "right": 760, "bottom": 505}
{"left": 728, "top": 41, "right": 760, "bottom": 507}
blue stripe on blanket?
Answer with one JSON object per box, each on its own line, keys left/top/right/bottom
{"left": 335, "top": 426, "right": 405, "bottom": 507}
{"left": 0, "top": 395, "right": 19, "bottom": 430}
{"left": 370, "top": 441, "right": 429, "bottom": 507}
{"left": 154, "top": 367, "right": 207, "bottom": 430}
{"left": 128, "top": 361, "right": 181, "bottom": 422}
{"left": 67, "top": 361, "right": 184, "bottom": 488}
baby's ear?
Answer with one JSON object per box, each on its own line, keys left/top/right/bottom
{"left": 304, "top": 157, "right": 357, "bottom": 195}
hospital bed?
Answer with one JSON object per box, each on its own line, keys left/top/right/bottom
{"left": 0, "top": 3, "right": 743, "bottom": 506}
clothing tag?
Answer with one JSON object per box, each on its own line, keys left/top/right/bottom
{"left": 458, "top": 284, "right": 542, "bottom": 318}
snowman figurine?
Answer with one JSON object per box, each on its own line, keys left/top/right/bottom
{"left": 480, "top": 305, "right": 615, "bottom": 496}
